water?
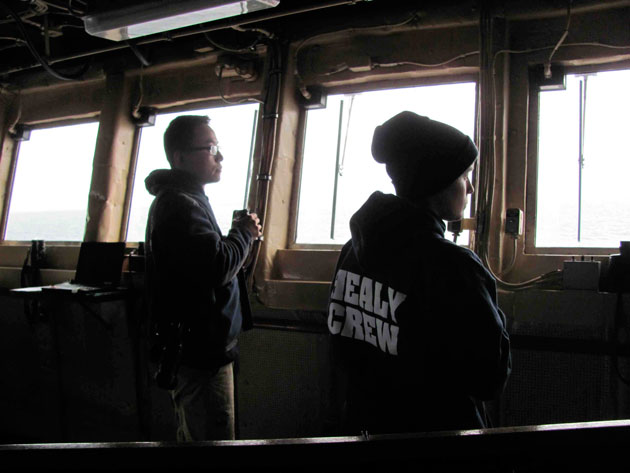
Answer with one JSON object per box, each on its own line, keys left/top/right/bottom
{"left": 536, "top": 199, "right": 630, "bottom": 248}
{"left": 4, "top": 209, "right": 87, "bottom": 242}
{"left": 4, "top": 201, "right": 629, "bottom": 250}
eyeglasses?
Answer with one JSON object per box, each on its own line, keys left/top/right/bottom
{"left": 186, "top": 144, "right": 220, "bottom": 156}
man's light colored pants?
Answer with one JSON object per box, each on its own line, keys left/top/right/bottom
{"left": 170, "top": 362, "right": 235, "bottom": 441}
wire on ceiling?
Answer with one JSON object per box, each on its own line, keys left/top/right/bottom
{"left": 203, "top": 27, "right": 264, "bottom": 54}
{"left": 545, "top": 0, "right": 572, "bottom": 78}
{"left": 294, "top": 12, "right": 419, "bottom": 98}
{"left": 216, "top": 63, "right": 263, "bottom": 105}
{"left": 0, "top": 1, "right": 88, "bottom": 81}
{"left": 67, "top": 0, "right": 88, "bottom": 17}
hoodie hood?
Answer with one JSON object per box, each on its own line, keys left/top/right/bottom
{"left": 145, "top": 168, "right": 204, "bottom": 197}
{"left": 349, "top": 191, "right": 445, "bottom": 272}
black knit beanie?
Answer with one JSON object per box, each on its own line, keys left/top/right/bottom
{"left": 371, "top": 111, "right": 478, "bottom": 198}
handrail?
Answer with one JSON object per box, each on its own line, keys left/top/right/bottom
{"left": 2, "top": 420, "right": 630, "bottom": 471}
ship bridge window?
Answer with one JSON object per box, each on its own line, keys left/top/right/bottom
{"left": 126, "top": 102, "right": 259, "bottom": 242}
{"left": 529, "top": 67, "right": 630, "bottom": 250}
{"left": 295, "top": 81, "right": 477, "bottom": 247}
{"left": 4, "top": 121, "right": 99, "bottom": 241}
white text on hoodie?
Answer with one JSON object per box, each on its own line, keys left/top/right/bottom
{"left": 328, "top": 269, "right": 406, "bottom": 355}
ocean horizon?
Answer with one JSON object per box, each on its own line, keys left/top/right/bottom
{"left": 3, "top": 203, "right": 629, "bottom": 250}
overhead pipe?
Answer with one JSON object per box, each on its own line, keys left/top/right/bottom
{"left": 244, "top": 36, "right": 282, "bottom": 290}
{"left": 0, "top": 0, "right": 367, "bottom": 77}
{"left": 0, "top": 1, "right": 87, "bottom": 80}
{"left": 475, "top": 1, "right": 495, "bottom": 261}
{"left": 477, "top": 3, "right": 564, "bottom": 290}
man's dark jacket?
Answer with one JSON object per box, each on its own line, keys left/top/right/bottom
{"left": 145, "top": 169, "right": 253, "bottom": 370}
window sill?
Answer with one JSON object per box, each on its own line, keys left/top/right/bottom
{"left": 256, "top": 279, "right": 331, "bottom": 311}
{"left": 254, "top": 248, "right": 340, "bottom": 311}
{"left": 271, "top": 249, "right": 339, "bottom": 281}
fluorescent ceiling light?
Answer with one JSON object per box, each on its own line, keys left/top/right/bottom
{"left": 83, "top": 0, "right": 280, "bottom": 42}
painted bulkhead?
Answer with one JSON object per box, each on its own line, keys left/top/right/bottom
{"left": 0, "top": 0, "right": 629, "bottom": 450}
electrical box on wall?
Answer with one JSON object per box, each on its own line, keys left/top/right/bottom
{"left": 300, "top": 86, "right": 327, "bottom": 110}
{"left": 215, "top": 55, "right": 258, "bottom": 81}
{"left": 563, "top": 259, "right": 601, "bottom": 291}
{"left": 9, "top": 124, "right": 31, "bottom": 141}
{"left": 132, "top": 106, "right": 157, "bottom": 127}
{"left": 531, "top": 64, "right": 566, "bottom": 91}
{"left": 505, "top": 208, "right": 523, "bottom": 236}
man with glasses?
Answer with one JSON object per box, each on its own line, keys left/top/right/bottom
{"left": 144, "top": 115, "right": 261, "bottom": 441}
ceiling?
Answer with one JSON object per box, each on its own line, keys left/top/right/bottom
{"left": 0, "top": 0, "right": 431, "bottom": 86}
{"left": 0, "top": 0, "right": 624, "bottom": 87}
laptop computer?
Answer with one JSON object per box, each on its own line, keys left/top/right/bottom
{"left": 43, "top": 242, "right": 126, "bottom": 293}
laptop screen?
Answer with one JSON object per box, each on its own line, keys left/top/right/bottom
{"left": 74, "top": 242, "right": 126, "bottom": 286}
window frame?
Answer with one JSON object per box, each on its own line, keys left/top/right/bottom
{"left": 525, "top": 59, "right": 630, "bottom": 256}
{"left": 289, "top": 74, "right": 480, "bottom": 250}
{"left": 1, "top": 116, "right": 101, "bottom": 245}
{"left": 124, "top": 99, "right": 262, "bottom": 242}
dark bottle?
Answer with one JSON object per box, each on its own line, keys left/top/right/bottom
{"left": 607, "top": 242, "right": 630, "bottom": 293}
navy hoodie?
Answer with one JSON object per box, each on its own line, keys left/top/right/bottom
{"left": 327, "top": 191, "right": 511, "bottom": 433}
{"left": 145, "top": 169, "right": 253, "bottom": 370}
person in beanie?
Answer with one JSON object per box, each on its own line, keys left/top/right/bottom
{"left": 326, "top": 111, "right": 511, "bottom": 434}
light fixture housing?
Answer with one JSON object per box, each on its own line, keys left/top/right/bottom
{"left": 83, "top": 0, "right": 280, "bottom": 42}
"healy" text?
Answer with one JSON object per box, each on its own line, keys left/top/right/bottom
{"left": 328, "top": 269, "right": 407, "bottom": 355}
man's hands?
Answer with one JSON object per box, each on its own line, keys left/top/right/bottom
{"left": 232, "top": 210, "right": 262, "bottom": 240}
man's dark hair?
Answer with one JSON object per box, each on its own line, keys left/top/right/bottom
{"left": 163, "top": 115, "right": 211, "bottom": 166}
